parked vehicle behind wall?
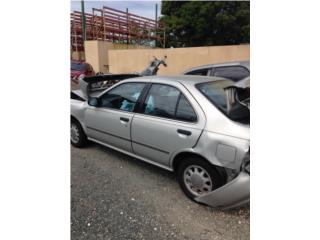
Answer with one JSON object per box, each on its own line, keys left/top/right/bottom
{"left": 71, "top": 60, "right": 95, "bottom": 84}
{"left": 183, "top": 61, "right": 250, "bottom": 82}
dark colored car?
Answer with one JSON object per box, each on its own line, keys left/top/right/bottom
{"left": 71, "top": 60, "right": 95, "bottom": 84}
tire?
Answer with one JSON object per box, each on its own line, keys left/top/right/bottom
{"left": 177, "top": 157, "right": 225, "bottom": 201}
{"left": 71, "top": 119, "right": 87, "bottom": 148}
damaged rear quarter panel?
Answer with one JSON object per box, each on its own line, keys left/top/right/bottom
{"left": 193, "top": 130, "right": 250, "bottom": 170}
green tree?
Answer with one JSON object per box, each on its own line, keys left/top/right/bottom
{"left": 160, "top": 1, "right": 249, "bottom": 47}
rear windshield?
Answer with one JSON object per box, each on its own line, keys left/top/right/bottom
{"left": 71, "top": 62, "right": 87, "bottom": 71}
{"left": 196, "top": 80, "right": 250, "bottom": 124}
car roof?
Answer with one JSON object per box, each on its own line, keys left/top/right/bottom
{"left": 126, "top": 75, "right": 230, "bottom": 87}
{"left": 182, "top": 60, "right": 250, "bottom": 74}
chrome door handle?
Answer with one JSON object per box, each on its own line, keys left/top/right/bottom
{"left": 120, "top": 117, "right": 129, "bottom": 122}
{"left": 177, "top": 129, "right": 192, "bottom": 136}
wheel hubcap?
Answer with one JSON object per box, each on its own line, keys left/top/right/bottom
{"left": 71, "top": 123, "right": 80, "bottom": 143}
{"left": 183, "top": 165, "right": 213, "bottom": 196}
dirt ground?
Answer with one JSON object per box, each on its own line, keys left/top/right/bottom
{"left": 71, "top": 143, "right": 249, "bottom": 240}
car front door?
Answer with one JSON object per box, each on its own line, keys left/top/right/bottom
{"left": 84, "top": 82, "right": 146, "bottom": 153}
{"left": 131, "top": 82, "right": 206, "bottom": 167}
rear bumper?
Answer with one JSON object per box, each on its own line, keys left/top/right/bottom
{"left": 195, "top": 171, "right": 250, "bottom": 210}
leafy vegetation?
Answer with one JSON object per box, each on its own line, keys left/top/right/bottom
{"left": 160, "top": 1, "right": 250, "bottom": 47}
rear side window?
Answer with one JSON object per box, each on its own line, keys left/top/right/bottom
{"left": 143, "top": 84, "right": 180, "bottom": 119}
{"left": 213, "top": 66, "right": 249, "bottom": 82}
{"left": 143, "top": 84, "right": 197, "bottom": 122}
{"left": 176, "top": 95, "right": 197, "bottom": 122}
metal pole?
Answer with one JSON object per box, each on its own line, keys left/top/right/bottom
{"left": 81, "top": 0, "right": 86, "bottom": 41}
{"left": 103, "top": 8, "right": 106, "bottom": 40}
{"left": 164, "top": 27, "right": 166, "bottom": 48}
{"left": 75, "top": 27, "right": 78, "bottom": 53}
{"left": 155, "top": 3, "right": 158, "bottom": 47}
{"left": 126, "top": 8, "right": 129, "bottom": 45}
{"left": 92, "top": 8, "right": 95, "bottom": 39}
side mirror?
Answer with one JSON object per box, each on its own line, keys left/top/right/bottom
{"left": 88, "top": 97, "right": 99, "bottom": 107}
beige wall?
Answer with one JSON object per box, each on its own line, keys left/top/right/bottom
{"left": 84, "top": 40, "right": 151, "bottom": 73}
{"left": 71, "top": 51, "right": 85, "bottom": 61}
{"left": 108, "top": 44, "right": 250, "bottom": 75}
{"left": 84, "top": 41, "right": 99, "bottom": 72}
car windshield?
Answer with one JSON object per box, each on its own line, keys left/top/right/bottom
{"left": 71, "top": 62, "right": 87, "bottom": 71}
{"left": 196, "top": 80, "right": 250, "bottom": 124}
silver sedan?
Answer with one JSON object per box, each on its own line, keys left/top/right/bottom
{"left": 71, "top": 75, "right": 250, "bottom": 209}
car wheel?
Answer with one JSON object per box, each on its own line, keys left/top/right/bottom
{"left": 71, "top": 119, "right": 87, "bottom": 148}
{"left": 177, "top": 157, "right": 225, "bottom": 201}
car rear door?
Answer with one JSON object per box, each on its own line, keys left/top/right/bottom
{"left": 84, "top": 82, "right": 146, "bottom": 153}
{"left": 131, "top": 82, "right": 206, "bottom": 167}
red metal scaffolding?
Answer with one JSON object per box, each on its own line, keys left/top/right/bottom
{"left": 71, "top": 6, "right": 165, "bottom": 52}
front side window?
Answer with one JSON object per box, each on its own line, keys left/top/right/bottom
{"left": 143, "top": 84, "right": 197, "bottom": 122}
{"left": 100, "top": 83, "right": 145, "bottom": 112}
{"left": 213, "top": 66, "right": 249, "bottom": 82}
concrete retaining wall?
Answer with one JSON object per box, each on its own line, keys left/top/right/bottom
{"left": 108, "top": 44, "right": 250, "bottom": 75}
{"left": 84, "top": 41, "right": 151, "bottom": 73}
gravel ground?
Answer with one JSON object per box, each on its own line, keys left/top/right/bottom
{"left": 71, "top": 143, "right": 250, "bottom": 240}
